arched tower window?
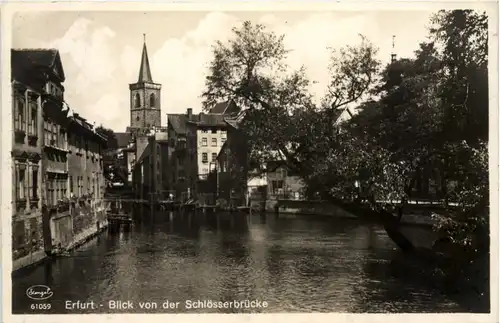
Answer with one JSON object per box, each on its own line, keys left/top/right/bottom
{"left": 135, "top": 93, "right": 141, "bottom": 108}
{"left": 149, "top": 93, "right": 155, "bottom": 107}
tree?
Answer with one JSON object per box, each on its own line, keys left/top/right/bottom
{"left": 95, "top": 126, "right": 126, "bottom": 185}
{"left": 202, "top": 21, "right": 379, "bottom": 176}
{"left": 428, "top": 10, "right": 489, "bottom": 258}
{"left": 96, "top": 126, "right": 118, "bottom": 150}
{"left": 202, "top": 12, "right": 489, "bottom": 264}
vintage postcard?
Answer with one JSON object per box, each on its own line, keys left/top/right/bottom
{"left": 1, "top": 1, "right": 498, "bottom": 323}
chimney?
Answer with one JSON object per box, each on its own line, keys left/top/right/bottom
{"left": 187, "top": 108, "right": 193, "bottom": 120}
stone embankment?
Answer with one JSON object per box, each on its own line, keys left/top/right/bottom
{"left": 12, "top": 198, "right": 109, "bottom": 272}
{"left": 257, "top": 199, "right": 438, "bottom": 227}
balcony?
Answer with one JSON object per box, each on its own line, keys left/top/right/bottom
{"left": 44, "top": 140, "right": 69, "bottom": 153}
{"left": 30, "top": 198, "right": 40, "bottom": 209}
{"left": 15, "top": 199, "right": 27, "bottom": 212}
{"left": 45, "top": 159, "right": 68, "bottom": 173}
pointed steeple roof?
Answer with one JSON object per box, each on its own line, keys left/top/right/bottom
{"left": 138, "top": 34, "right": 153, "bottom": 83}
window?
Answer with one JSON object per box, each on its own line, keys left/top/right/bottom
{"left": 96, "top": 174, "right": 100, "bottom": 197}
{"left": 62, "top": 178, "right": 67, "bottom": 198}
{"left": 14, "top": 98, "right": 25, "bottom": 132}
{"left": 221, "top": 130, "right": 227, "bottom": 135}
{"left": 44, "top": 122, "right": 49, "bottom": 146}
{"left": 135, "top": 93, "right": 141, "bottom": 108}
{"left": 44, "top": 121, "right": 59, "bottom": 147}
{"left": 29, "top": 100, "right": 37, "bottom": 136}
{"left": 78, "top": 177, "right": 83, "bottom": 196}
{"left": 211, "top": 138, "right": 217, "bottom": 147}
{"left": 31, "top": 166, "right": 38, "bottom": 200}
{"left": 221, "top": 137, "right": 226, "bottom": 144}
{"left": 202, "top": 138, "right": 207, "bottom": 147}
{"left": 55, "top": 179, "right": 60, "bottom": 201}
{"left": 136, "top": 116, "right": 140, "bottom": 121}
{"left": 16, "top": 165, "right": 26, "bottom": 200}
{"left": 61, "top": 130, "right": 67, "bottom": 150}
{"left": 211, "top": 129, "right": 217, "bottom": 134}
{"left": 149, "top": 93, "right": 155, "bottom": 107}
{"left": 212, "top": 153, "right": 217, "bottom": 162}
{"left": 272, "top": 180, "right": 284, "bottom": 194}
{"left": 202, "top": 153, "right": 208, "bottom": 163}
{"left": 201, "top": 129, "right": 208, "bottom": 133}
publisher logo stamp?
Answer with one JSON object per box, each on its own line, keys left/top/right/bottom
{"left": 26, "top": 285, "right": 54, "bottom": 301}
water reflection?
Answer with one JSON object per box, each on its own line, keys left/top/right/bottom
{"left": 12, "top": 209, "right": 482, "bottom": 314}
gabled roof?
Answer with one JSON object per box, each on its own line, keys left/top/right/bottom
{"left": 137, "top": 41, "right": 153, "bottom": 83}
{"left": 209, "top": 99, "right": 239, "bottom": 114}
{"left": 168, "top": 114, "right": 189, "bottom": 135}
{"left": 168, "top": 101, "right": 241, "bottom": 135}
{"left": 11, "top": 48, "right": 65, "bottom": 82}
{"left": 168, "top": 112, "right": 228, "bottom": 135}
{"left": 191, "top": 113, "right": 227, "bottom": 127}
{"left": 115, "top": 132, "right": 133, "bottom": 148}
{"left": 266, "top": 160, "right": 288, "bottom": 173}
{"left": 224, "top": 109, "right": 248, "bottom": 130}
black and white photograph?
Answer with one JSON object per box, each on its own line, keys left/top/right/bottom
{"left": 3, "top": 2, "right": 498, "bottom": 319}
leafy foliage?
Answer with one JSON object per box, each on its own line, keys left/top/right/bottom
{"left": 96, "top": 126, "right": 118, "bottom": 149}
{"left": 202, "top": 21, "right": 379, "bottom": 176}
{"left": 202, "top": 11, "right": 489, "bottom": 260}
{"left": 95, "top": 126, "right": 128, "bottom": 184}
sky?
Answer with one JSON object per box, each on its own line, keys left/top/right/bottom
{"left": 12, "top": 10, "right": 435, "bottom": 132}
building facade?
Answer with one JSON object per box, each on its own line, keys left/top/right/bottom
{"left": 67, "top": 113, "right": 107, "bottom": 200}
{"left": 166, "top": 110, "right": 195, "bottom": 201}
{"left": 165, "top": 102, "right": 239, "bottom": 202}
{"left": 11, "top": 49, "right": 46, "bottom": 262}
{"left": 11, "top": 48, "right": 108, "bottom": 269}
{"left": 132, "top": 129, "right": 169, "bottom": 201}
{"left": 196, "top": 116, "right": 228, "bottom": 180}
{"left": 216, "top": 115, "right": 250, "bottom": 206}
{"left": 216, "top": 111, "right": 306, "bottom": 206}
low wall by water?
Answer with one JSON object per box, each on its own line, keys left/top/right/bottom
{"left": 273, "top": 199, "right": 357, "bottom": 218}
{"left": 12, "top": 199, "right": 108, "bottom": 272}
{"left": 52, "top": 200, "right": 108, "bottom": 253}
{"left": 255, "top": 199, "right": 438, "bottom": 227}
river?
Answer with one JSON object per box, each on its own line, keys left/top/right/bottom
{"left": 11, "top": 209, "right": 487, "bottom": 313}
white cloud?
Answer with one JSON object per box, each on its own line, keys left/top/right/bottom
{"left": 44, "top": 18, "right": 124, "bottom": 129}
{"left": 83, "top": 93, "right": 127, "bottom": 129}
{"left": 149, "top": 11, "right": 240, "bottom": 124}
{"left": 121, "top": 45, "right": 141, "bottom": 81}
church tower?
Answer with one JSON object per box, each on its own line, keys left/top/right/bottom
{"left": 129, "top": 34, "right": 162, "bottom": 131}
